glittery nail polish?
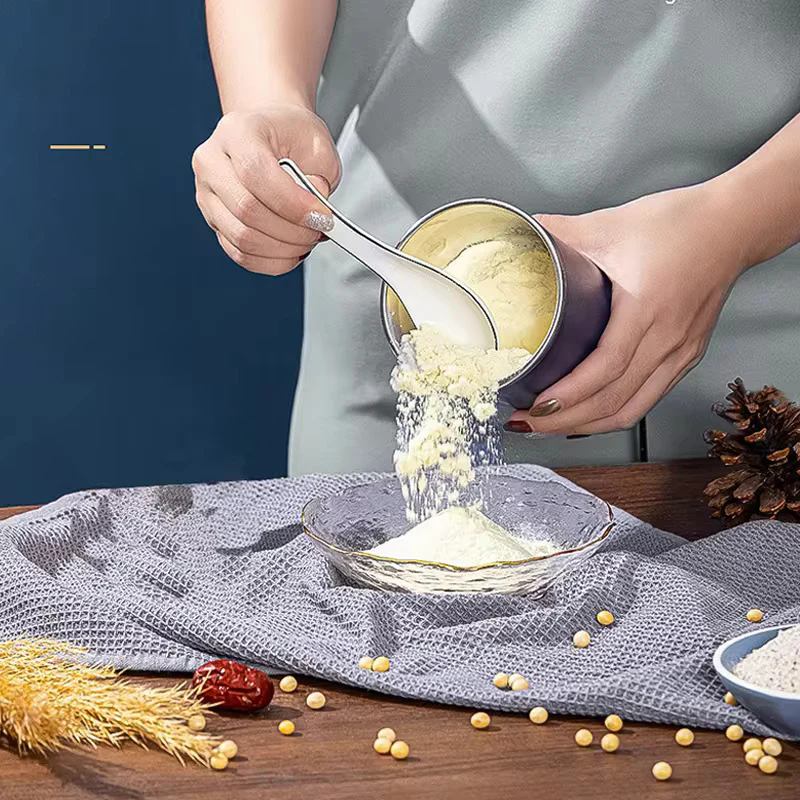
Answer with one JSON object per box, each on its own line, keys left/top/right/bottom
{"left": 304, "top": 210, "right": 334, "bottom": 233}
{"left": 529, "top": 398, "right": 561, "bottom": 417}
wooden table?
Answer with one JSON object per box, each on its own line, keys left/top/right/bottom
{"left": 1, "top": 460, "right": 797, "bottom": 800}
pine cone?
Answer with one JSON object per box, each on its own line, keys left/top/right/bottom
{"left": 704, "top": 378, "right": 800, "bottom": 522}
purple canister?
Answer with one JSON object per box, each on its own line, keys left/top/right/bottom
{"left": 380, "top": 199, "right": 611, "bottom": 409}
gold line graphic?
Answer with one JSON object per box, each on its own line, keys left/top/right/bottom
{"left": 49, "top": 144, "right": 107, "bottom": 150}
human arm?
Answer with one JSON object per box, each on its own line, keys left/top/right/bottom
{"left": 709, "top": 112, "right": 800, "bottom": 267}
{"left": 507, "top": 112, "right": 800, "bottom": 436}
{"left": 193, "top": 0, "right": 341, "bottom": 274}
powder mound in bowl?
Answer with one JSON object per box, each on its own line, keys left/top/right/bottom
{"left": 733, "top": 625, "right": 800, "bottom": 694}
{"left": 366, "top": 505, "right": 557, "bottom": 568}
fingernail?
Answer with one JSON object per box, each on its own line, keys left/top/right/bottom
{"left": 304, "top": 211, "right": 334, "bottom": 233}
{"left": 566, "top": 434, "right": 591, "bottom": 439}
{"left": 504, "top": 420, "right": 533, "bottom": 433}
{"left": 529, "top": 398, "right": 561, "bottom": 417}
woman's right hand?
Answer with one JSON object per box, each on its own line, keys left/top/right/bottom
{"left": 192, "top": 104, "right": 341, "bottom": 275}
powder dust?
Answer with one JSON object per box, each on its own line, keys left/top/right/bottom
{"left": 391, "top": 325, "right": 530, "bottom": 523}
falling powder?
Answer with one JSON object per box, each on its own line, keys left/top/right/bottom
{"left": 391, "top": 324, "right": 530, "bottom": 522}
{"left": 382, "top": 236, "right": 559, "bottom": 565}
{"left": 389, "top": 238, "right": 558, "bottom": 524}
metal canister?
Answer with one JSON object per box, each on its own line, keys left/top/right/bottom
{"left": 380, "top": 199, "right": 611, "bottom": 410}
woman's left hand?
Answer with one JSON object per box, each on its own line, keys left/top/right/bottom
{"left": 507, "top": 183, "right": 746, "bottom": 435}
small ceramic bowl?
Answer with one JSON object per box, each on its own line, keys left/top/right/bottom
{"left": 302, "top": 474, "right": 615, "bottom": 595}
{"left": 713, "top": 624, "right": 800, "bottom": 737}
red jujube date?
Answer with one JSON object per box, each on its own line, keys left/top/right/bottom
{"left": 192, "top": 659, "right": 274, "bottom": 711}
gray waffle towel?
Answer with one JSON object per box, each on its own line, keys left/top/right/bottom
{"left": 1, "top": 464, "right": 798, "bottom": 737}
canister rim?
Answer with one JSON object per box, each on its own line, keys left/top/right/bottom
{"left": 379, "top": 198, "right": 566, "bottom": 389}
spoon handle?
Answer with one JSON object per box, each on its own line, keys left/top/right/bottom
{"left": 279, "top": 158, "right": 411, "bottom": 282}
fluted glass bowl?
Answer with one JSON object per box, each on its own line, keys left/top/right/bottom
{"left": 302, "top": 475, "right": 615, "bottom": 595}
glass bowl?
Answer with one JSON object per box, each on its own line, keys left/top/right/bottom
{"left": 302, "top": 475, "right": 615, "bottom": 595}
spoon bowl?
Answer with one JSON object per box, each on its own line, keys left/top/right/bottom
{"left": 280, "top": 159, "right": 498, "bottom": 350}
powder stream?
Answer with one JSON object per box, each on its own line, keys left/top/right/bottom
{"left": 390, "top": 236, "right": 557, "bottom": 524}
{"left": 391, "top": 325, "right": 530, "bottom": 522}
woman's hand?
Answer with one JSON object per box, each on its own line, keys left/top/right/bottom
{"left": 507, "top": 184, "right": 747, "bottom": 435}
{"left": 192, "top": 104, "right": 341, "bottom": 275}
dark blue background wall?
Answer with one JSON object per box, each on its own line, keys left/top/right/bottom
{"left": 0, "top": 2, "right": 303, "bottom": 505}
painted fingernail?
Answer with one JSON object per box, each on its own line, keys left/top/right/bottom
{"left": 304, "top": 210, "right": 334, "bottom": 233}
{"left": 566, "top": 434, "right": 591, "bottom": 439}
{"left": 529, "top": 398, "right": 561, "bottom": 417}
{"left": 504, "top": 420, "right": 533, "bottom": 433}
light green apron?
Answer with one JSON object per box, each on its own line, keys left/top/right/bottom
{"left": 289, "top": 0, "right": 800, "bottom": 475}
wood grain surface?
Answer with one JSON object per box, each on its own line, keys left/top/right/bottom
{"left": 2, "top": 459, "right": 797, "bottom": 800}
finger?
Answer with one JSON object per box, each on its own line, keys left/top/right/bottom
{"left": 201, "top": 191, "right": 315, "bottom": 261}
{"left": 562, "top": 324, "right": 711, "bottom": 435}
{"left": 534, "top": 212, "right": 600, "bottom": 258}
{"left": 195, "top": 147, "right": 321, "bottom": 247}
{"left": 662, "top": 333, "right": 709, "bottom": 396}
{"left": 307, "top": 174, "right": 331, "bottom": 198}
{"left": 528, "top": 290, "right": 653, "bottom": 417}
{"left": 530, "top": 325, "right": 682, "bottom": 433}
{"left": 221, "top": 133, "right": 334, "bottom": 230}
{"left": 535, "top": 213, "right": 582, "bottom": 248}
{"left": 216, "top": 232, "right": 303, "bottom": 276}
{"left": 567, "top": 350, "right": 695, "bottom": 435}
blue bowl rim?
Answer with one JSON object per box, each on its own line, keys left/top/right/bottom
{"left": 713, "top": 624, "right": 800, "bottom": 702}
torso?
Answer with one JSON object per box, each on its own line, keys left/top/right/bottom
{"left": 289, "top": 0, "right": 800, "bottom": 476}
